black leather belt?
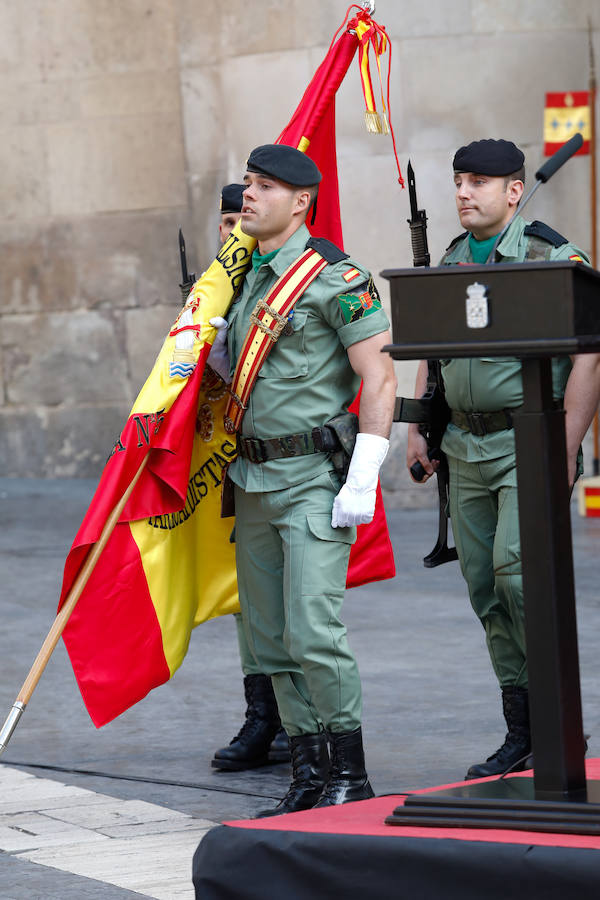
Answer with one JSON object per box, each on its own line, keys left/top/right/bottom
{"left": 450, "top": 409, "right": 514, "bottom": 436}
{"left": 237, "top": 427, "right": 341, "bottom": 464}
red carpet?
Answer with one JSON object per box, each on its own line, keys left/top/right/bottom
{"left": 224, "top": 758, "right": 600, "bottom": 849}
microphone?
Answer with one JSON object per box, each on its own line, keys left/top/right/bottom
{"left": 535, "top": 132, "right": 584, "bottom": 183}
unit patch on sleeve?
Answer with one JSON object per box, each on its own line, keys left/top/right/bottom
{"left": 338, "top": 278, "right": 382, "bottom": 324}
{"left": 569, "top": 254, "right": 584, "bottom": 262}
{"left": 342, "top": 267, "right": 361, "bottom": 283}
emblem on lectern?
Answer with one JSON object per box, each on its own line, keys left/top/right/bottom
{"left": 465, "top": 282, "right": 490, "bottom": 328}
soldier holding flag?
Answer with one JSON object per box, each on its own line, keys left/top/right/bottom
{"left": 209, "top": 143, "right": 397, "bottom": 817}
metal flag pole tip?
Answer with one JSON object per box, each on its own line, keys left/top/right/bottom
{"left": 362, "top": 1, "right": 375, "bottom": 12}
{"left": 0, "top": 702, "right": 26, "bottom": 757}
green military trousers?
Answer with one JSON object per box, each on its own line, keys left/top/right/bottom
{"left": 233, "top": 613, "right": 263, "bottom": 676}
{"left": 233, "top": 470, "right": 361, "bottom": 736}
{"left": 447, "top": 452, "right": 527, "bottom": 688}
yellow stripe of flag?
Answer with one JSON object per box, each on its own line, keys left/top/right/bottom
{"left": 544, "top": 106, "right": 590, "bottom": 145}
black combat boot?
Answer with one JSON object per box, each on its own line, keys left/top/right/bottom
{"left": 256, "top": 732, "right": 330, "bottom": 817}
{"left": 313, "top": 727, "right": 375, "bottom": 807}
{"left": 269, "top": 727, "right": 291, "bottom": 763}
{"left": 465, "top": 686, "right": 531, "bottom": 780}
{"left": 212, "top": 675, "right": 285, "bottom": 771}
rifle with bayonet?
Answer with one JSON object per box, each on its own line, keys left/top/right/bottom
{"left": 178, "top": 228, "right": 197, "bottom": 303}
{"left": 395, "top": 160, "right": 458, "bottom": 568}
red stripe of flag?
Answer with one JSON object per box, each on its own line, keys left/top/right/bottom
{"left": 63, "top": 522, "right": 170, "bottom": 727}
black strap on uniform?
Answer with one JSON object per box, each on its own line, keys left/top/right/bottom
{"left": 305, "top": 236, "right": 349, "bottom": 264}
{"left": 523, "top": 220, "right": 568, "bottom": 247}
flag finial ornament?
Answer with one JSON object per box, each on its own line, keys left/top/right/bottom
{"left": 326, "top": 4, "right": 404, "bottom": 185}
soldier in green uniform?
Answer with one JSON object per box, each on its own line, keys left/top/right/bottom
{"left": 211, "top": 184, "right": 290, "bottom": 773}
{"left": 407, "top": 138, "right": 600, "bottom": 779}
{"left": 208, "top": 144, "right": 397, "bottom": 816}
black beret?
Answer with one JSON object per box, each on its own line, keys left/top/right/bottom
{"left": 453, "top": 139, "right": 525, "bottom": 176}
{"left": 246, "top": 144, "right": 322, "bottom": 186}
{"left": 220, "top": 183, "right": 245, "bottom": 213}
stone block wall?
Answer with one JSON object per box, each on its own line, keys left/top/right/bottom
{"left": 1, "top": 0, "right": 598, "bottom": 505}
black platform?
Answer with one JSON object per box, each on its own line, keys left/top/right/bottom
{"left": 192, "top": 763, "right": 600, "bottom": 900}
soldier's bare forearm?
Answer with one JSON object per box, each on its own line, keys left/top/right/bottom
{"left": 359, "top": 371, "right": 397, "bottom": 437}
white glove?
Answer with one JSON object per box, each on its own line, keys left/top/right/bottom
{"left": 331, "top": 432, "right": 389, "bottom": 528}
{"left": 207, "top": 316, "right": 231, "bottom": 382}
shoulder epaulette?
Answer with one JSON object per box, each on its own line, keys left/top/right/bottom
{"left": 445, "top": 231, "right": 469, "bottom": 251}
{"left": 305, "top": 236, "right": 349, "bottom": 264}
{"left": 523, "top": 220, "right": 568, "bottom": 248}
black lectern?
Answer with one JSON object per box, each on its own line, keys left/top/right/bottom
{"left": 383, "top": 260, "right": 600, "bottom": 833}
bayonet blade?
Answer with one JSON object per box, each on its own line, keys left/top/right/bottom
{"left": 178, "top": 228, "right": 189, "bottom": 286}
{"left": 407, "top": 160, "right": 419, "bottom": 222}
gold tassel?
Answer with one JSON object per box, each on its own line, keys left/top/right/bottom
{"left": 381, "top": 111, "right": 390, "bottom": 135}
{"left": 365, "top": 110, "right": 383, "bottom": 134}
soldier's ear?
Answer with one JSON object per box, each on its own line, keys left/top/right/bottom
{"left": 507, "top": 178, "right": 524, "bottom": 208}
{"left": 293, "top": 188, "right": 312, "bottom": 217}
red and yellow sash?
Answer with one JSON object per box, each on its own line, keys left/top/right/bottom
{"left": 224, "top": 248, "right": 327, "bottom": 434}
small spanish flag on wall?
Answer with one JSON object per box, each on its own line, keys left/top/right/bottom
{"left": 578, "top": 476, "right": 600, "bottom": 517}
{"left": 544, "top": 91, "right": 590, "bottom": 156}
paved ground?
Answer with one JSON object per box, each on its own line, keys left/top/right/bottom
{"left": 1, "top": 477, "right": 599, "bottom": 898}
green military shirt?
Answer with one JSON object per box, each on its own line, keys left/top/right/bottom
{"left": 227, "top": 224, "right": 390, "bottom": 492}
{"left": 439, "top": 214, "right": 589, "bottom": 463}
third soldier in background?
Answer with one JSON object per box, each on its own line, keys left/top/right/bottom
{"left": 407, "top": 138, "right": 600, "bottom": 779}
{"left": 211, "top": 183, "right": 290, "bottom": 772}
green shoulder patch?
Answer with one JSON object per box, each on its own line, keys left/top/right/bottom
{"left": 337, "top": 278, "right": 382, "bottom": 324}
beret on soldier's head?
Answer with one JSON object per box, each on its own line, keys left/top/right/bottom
{"left": 220, "top": 183, "right": 245, "bottom": 213}
{"left": 453, "top": 139, "right": 525, "bottom": 176}
{"left": 246, "top": 144, "right": 322, "bottom": 186}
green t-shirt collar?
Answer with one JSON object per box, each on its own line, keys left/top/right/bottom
{"left": 251, "top": 247, "right": 280, "bottom": 272}
{"left": 468, "top": 232, "right": 500, "bottom": 264}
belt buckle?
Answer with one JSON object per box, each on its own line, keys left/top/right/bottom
{"left": 249, "top": 299, "right": 289, "bottom": 343}
{"left": 468, "top": 412, "right": 487, "bottom": 436}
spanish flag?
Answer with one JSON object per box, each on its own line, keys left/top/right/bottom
{"left": 59, "top": 248, "right": 253, "bottom": 727}
{"left": 59, "top": 7, "right": 397, "bottom": 727}
{"left": 544, "top": 91, "right": 590, "bottom": 156}
{"left": 577, "top": 477, "right": 600, "bottom": 518}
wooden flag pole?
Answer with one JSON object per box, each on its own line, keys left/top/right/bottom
{"left": 0, "top": 454, "right": 149, "bottom": 756}
{"left": 589, "top": 18, "right": 599, "bottom": 473}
